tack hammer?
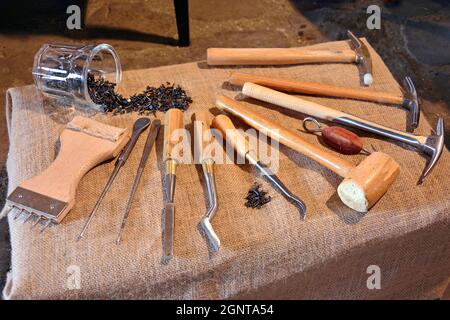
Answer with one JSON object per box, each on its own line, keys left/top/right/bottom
{"left": 229, "top": 72, "right": 419, "bottom": 131}
{"left": 216, "top": 97, "right": 400, "bottom": 213}
{"left": 207, "top": 30, "right": 373, "bottom": 86}
{"left": 242, "top": 83, "right": 444, "bottom": 184}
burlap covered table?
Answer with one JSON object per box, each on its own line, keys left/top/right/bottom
{"left": 2, "top": 40, "right": 450, "bottom": 299}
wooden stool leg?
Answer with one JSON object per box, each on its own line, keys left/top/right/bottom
{"left": 174, "top": 0, "right": 190, "bottom": 47}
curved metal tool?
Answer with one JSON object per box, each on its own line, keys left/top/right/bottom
{"left": 116, "top": 119, "right": 161, "bottom": 244}
{"left": 77, "top": 117, "right": 151, "bottom": 240}
{"left": 194, "top": 111, "right": 221, "bottom": 252}
{"left": 402, "top": 76, "right": 420, "bottom": 131}
{"left": 199, "top": 159, "right": 220, "bottom": 252}
{"left": 252, "top": 157, "right": 307, "bottom": 219}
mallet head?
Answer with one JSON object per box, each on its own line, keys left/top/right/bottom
{"left": 418, "top": 117, "right": 444, "bottom": 185}
{"left": 347, "top": 30, "right": 373, "bottom": 86}
{"left": 337, "top": 152, "right": 400, "bottom": 212}
{"left": 402, "top": 76, "right": 420, "bottom": 130}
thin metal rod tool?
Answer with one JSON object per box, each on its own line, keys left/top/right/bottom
{"left": 77, "top": 118, "right": 151, "bottom": 240}
{"left": 252, "top": 158, "right": 307, "bottom": 219}
{"left": 116, "top": 120, "right": 161, "bottom": 244}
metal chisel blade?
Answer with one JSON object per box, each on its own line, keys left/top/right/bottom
{"left": 163, "top": 202, "right": 175, "bottom": 259}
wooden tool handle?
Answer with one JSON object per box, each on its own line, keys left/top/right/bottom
{"left": 21, "top": 117, "right": 130, "bottom": 209}
{"left": 211, "top": 114, "right": 256, "bottom": 164}
{"left": 163, "top": 108, "right": 184, "bottom": 162}
{"left": 207, "top": 48, "right": 356, "bottom": 65}
{"left": 229, "top": 72, "right": 404, "bottom": 105}
{"left": 216, "top": 96, "right": 354, "bottom": 177}
{"left": 194, "top": 111, "right": 214, "bottom": 163}
{"left": 243, "top": 82, "right": 347, "bottom": 121}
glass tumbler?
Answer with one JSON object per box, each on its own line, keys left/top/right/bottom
{"left": 32, "top": 43, "right": 122, "bottom": 109}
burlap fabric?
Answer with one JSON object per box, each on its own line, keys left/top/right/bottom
{"left": 2, "top": 40, "right": 449, "bottom": 299}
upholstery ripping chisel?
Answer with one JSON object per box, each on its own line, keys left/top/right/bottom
{"left": 116, "top": 119, "right": 161, "bottom": 244}
{"left": 5, "top": 117, "right": 130, "bottom": 230}
{"left": 162, "top": 109, "right": 184, "bottom": 259}
{"left": 77, "top": 117, "right": 150, "bottom": 240}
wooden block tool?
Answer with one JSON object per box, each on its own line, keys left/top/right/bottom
{"left": 5, "top": 116, "right": 130, "bottom": 229}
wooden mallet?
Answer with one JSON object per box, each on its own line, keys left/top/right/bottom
{"left": 216, "top": 96, "right": 400, "bottom": 212}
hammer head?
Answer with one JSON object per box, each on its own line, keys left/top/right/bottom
{"left": 402, "top": 76, "right": 420, "bottom": 130}
{"left": 418, "top": 117, "right": 445, "bottom": 185}
{"left": 337, "top": 152, "right": 400, "bottom": 212}
{"left": 347, "top": 30, "right": 373, "bottom": 86}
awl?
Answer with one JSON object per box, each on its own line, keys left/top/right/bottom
{"left": 77, "top": 117, "right": 150, "bottom": 240}
{"left": 116, "top": 119, "right": 161, "bottom": 244}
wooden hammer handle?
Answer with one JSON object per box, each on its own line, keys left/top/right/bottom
{"left": 216, "top": 96, "right": 354, "bottom": 177}
{"left": 207, "top": 48, "right": 356, "bottom": 65}
{"left": 229, "top": 72, "right": 404, "bottom": 105}
{"left": 211, "top": 114, "right": 256, "bottom": 164}
{"left": 163, "top": 108, "right": 185, "bottom": 162}
{"left": 243, "top": 82, "right": 345, "bottom": 121}
{"left": 193, "top": 111, "right": 214, "bottom": 163}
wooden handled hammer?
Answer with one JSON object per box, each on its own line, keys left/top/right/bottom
{"left": 229, "top": 72, "right": 420, "bottom": 131}
{"left": 207, "top": 30, "right": 373, "bottom": 86}
{"left": 216, "top": 96, "right": 400, "bottom": 212}
{"left": 242, "top": 82, "right": 444, "bottom": 184}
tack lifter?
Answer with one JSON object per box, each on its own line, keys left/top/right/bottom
{"left": 194, "top": 111, "right": 220, "bottom": 252}
{"left": 212, "top": 115, "right": 307, "bottom": 218}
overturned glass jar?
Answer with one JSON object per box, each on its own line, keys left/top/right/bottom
{"left": 32, "top": 43, "right": 122, "bottom": 110}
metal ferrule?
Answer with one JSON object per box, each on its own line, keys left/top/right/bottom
{"left": 165, "top": 158, "right": 178, "bottom": 175}
{"left": 164, "top": 159, "right": 178, "bottom": 202}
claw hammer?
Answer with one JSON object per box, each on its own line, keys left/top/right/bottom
{"left": 229, "top": 72, "right": 420, "bottom": 131}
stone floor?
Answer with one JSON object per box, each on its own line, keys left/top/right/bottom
{"left": 0, "top": 0, "right": 449, "bottom": 295}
